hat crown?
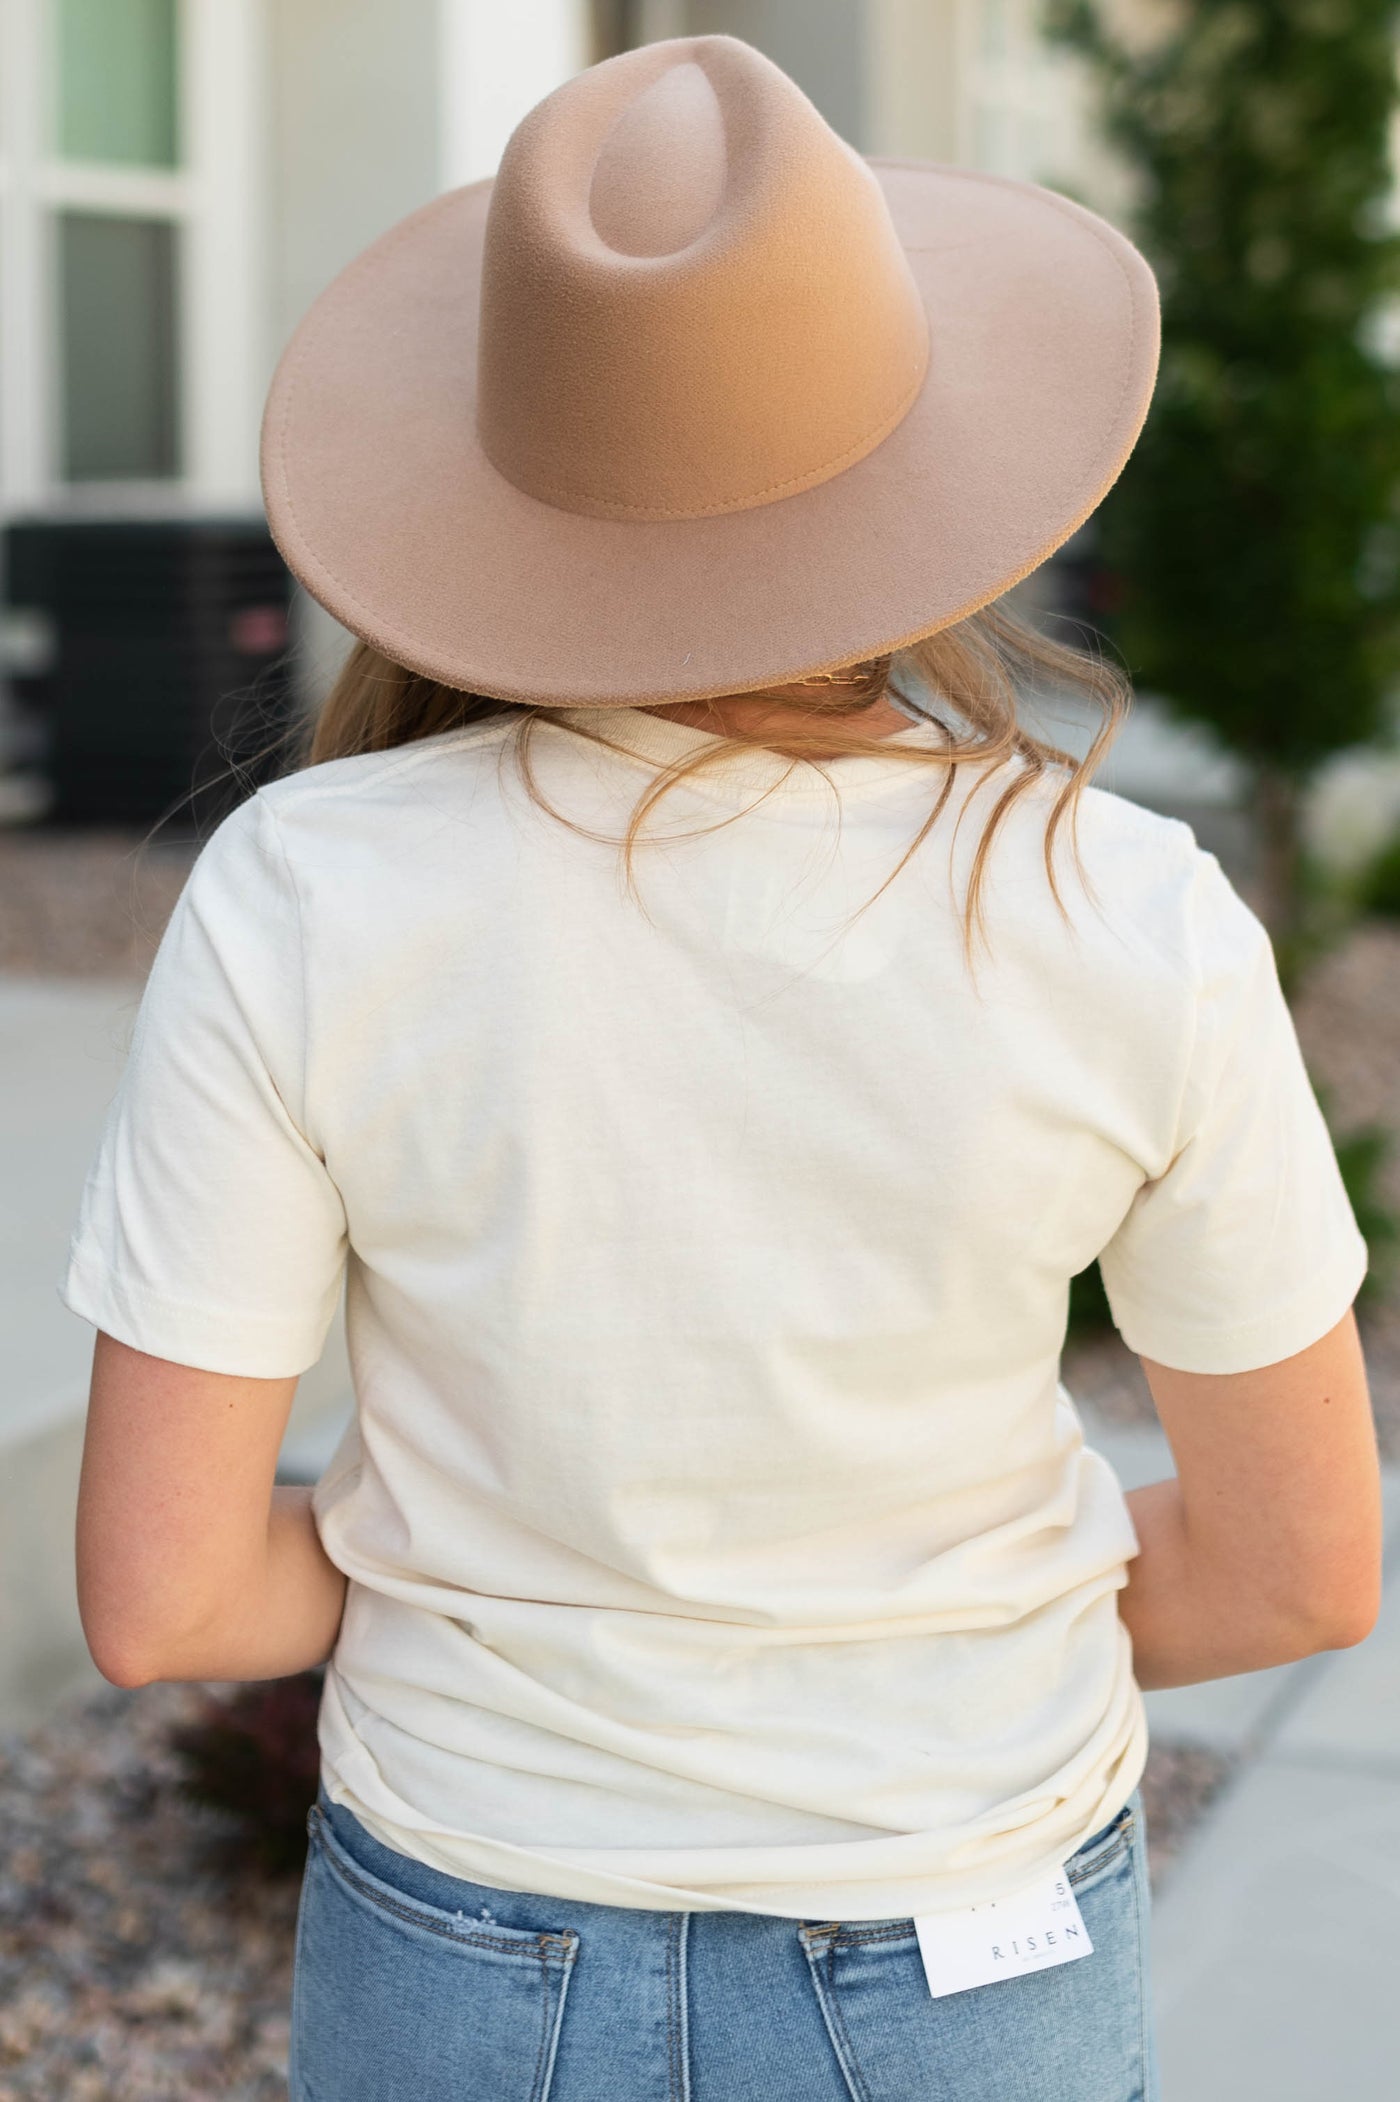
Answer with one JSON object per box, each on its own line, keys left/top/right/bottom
{"left": 476, "top": 35, "right": 931, "bottom": 522}
{"left": 589, "top": 62, "right": 727, "bottom": 256}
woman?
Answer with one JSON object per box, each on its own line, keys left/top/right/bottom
{"left": 63, "top": 34, "right": 1381, "bottom": 2102}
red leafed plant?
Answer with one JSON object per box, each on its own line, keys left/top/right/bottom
{"left": 166, "top": 1668, "right": 325, "bottom": 1877}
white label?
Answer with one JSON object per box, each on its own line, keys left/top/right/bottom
{"left": 913, "top": 1867, "right": 1093, "bottom": 1998}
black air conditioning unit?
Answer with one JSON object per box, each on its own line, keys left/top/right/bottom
{"left": 4, "top": 515, "right": 299, "bottom": 834}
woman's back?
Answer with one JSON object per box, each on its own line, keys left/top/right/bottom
{"left": 62, "top": 702, "right": 1367, "bottom": 1917}
{"left": 58, "top": 31, "right": 1387, "bottom": 2095}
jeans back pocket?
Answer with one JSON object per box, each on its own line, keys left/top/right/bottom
{"left": 1064, "top": 1798, "right": 1138, "bottom": 1897}
{"left": 290, "top": 1804, "right": 578, "bottom": 2102}
{"left": 796, "top": 1798, "right": 1152, "bottom": 2102}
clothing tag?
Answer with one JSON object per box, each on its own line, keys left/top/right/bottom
{"left": 913, "top": 1867, "right": 1092, "bottom": 1998}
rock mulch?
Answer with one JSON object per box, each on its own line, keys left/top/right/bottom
{"left": 0, "top": 831, "right": 196, "bottom": 982}
{"left": 0, "top": 1683, "right": 295, "bottom": 2102}
{"left": 0, "top": 1676, "right": 1228, "bottom": 2100}
{"left": 1134, "top": 1740, "right": 1235, "bottom": 1885}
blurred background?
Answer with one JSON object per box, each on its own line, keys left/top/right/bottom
{"left": 2, "top": 4, "right": 1399, "bottom": 2098}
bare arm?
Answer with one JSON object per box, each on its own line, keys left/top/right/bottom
{"left": 1117, "top": 1307, "right": 1383, "bottom": 1689}
{"left": 76, "top": 1332, "right": 348, "bottom": 1688}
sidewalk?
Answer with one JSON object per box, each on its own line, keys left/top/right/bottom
{"left": 1086, "top": 1419, "right": 1400, "bottom": 2099}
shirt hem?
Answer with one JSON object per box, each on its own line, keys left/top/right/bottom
{"left": 313, "top": 1664, "right": 1150, "bottom": 1922}
{"left": 58, "top": 1240, "right": 332, "bottom": 1378}
{"left": 1106, "top": 1230, "right": 1370, "bottom": 1376}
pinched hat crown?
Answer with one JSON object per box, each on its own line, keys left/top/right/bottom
{"left": 476, "top": 39, "right": 931, "bottom": 522}
{"left": 261, "top": 33, "right": 1158, "bottom": 706}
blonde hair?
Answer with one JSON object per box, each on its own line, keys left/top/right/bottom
{"left": 291, "top": 596, "right": 1131, "bottom": 971}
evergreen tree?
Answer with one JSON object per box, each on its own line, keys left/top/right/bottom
{"left": 1044, "top": 0, "right": 1400, "bottom": 973}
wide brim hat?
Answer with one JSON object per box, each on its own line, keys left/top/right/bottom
{"left": 261, "top": 34, "right": 1159, "bottom": 708}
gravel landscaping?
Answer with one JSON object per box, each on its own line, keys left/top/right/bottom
{"left": 0, "top": 1683, "right": 295, "bottom": 2102}
{"left": 0, "top": 831, "right": 195, "bottom": 983}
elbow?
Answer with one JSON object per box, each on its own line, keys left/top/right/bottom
{"left": 77, "top": 1556, "right": 229, "bottom": 1689}
{"left": 84, "top": 1627, "right": 164, "bottom": 1690}
{"left": 1286, "top": 1575, "right": 1383, "bottom": 1661}
{"left": 1311, "top": 1589, "right": 1382, "bottom": 1654}
{"left": 79, "top": 1593, "right": 203, "bottom": 1689}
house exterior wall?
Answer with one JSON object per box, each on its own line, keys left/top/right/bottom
{"left": 268, "top": 0, "right": 442, "bottom": 374}
{"left": 686, "top": 0, "right": 868, "bottom": 148}
{"left": 440, "top": 0, "right": 591, "bottom": 187}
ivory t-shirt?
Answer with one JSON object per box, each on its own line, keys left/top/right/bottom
{"left": 60, "top": 706, "right": 1369, "bottom": 1919}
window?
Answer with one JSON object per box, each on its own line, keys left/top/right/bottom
{"left": 57, "top": 0, "right": 179, "bottom": 169}
{"left": 0, "top": 0, "right": 262, "bottom": 511}
{"left": 52, "top": 0, "right": 184, "bottom": 483}
{"left": 59, "top": 211, "right": 179, "bottom": 480}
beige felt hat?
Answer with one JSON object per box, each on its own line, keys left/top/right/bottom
{"left": 260, "top": 33, "right": 1159, "bottom": 708}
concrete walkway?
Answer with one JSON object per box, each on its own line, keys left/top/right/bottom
{"left": 6, "top": 975, "right": 1398, "bottom": 2090}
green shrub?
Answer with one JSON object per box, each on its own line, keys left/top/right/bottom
{"left": 1358, "top": 827, "right": 1400, "bottom": 917}
{"left": 1068, "top": 1258, "right": 1115, "bottom": 1337}
{"left": 1044, "top": 0, "right": 1400, "bottom": 955}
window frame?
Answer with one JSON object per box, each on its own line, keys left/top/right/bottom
{"left": 0, "top": 0, "right": 266, "bottom": 514}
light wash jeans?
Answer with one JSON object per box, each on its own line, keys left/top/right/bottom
{"left": 290, "top": 1781, "right": 1159, "bottom": 2100}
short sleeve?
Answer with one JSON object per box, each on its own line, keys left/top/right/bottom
{"left": 1096, "top": 848, "right": 1369, "bottom": 1374}
{"left": 58, "top": 790, "right": 348, "bottom": 1376}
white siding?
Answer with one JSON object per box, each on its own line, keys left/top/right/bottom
{"left": 439, "top": 0, "right": 591, "bottom": 187}
{"left": 267, "top": 0, "right": 441, "bottom": 363}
